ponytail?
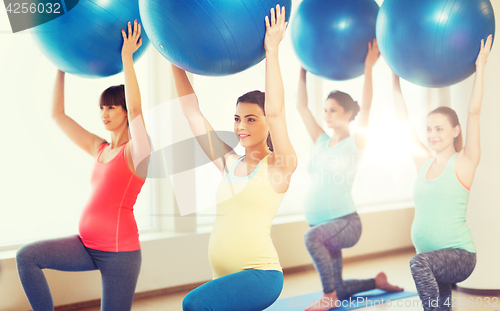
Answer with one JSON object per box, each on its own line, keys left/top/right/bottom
{"left": 327, "top": 91, "right": 360, "bottom": 121}
{"left": 267, "top": 133, "right": 274, "bottom": 151}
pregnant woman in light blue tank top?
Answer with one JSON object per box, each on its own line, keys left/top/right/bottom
{"left": 297, "top": 39, "right": 403, "bottom": 311}
{"left": 393, "top": 35, "right": 492, "bottom": 311}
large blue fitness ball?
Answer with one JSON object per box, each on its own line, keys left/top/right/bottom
{"left": 376, "top": 0, "right": 495, "bottom": 88}
{"left": 291, "top": 0, "right": 379, "bottom": 81}
{"left": 139, "top": 0, "right": 291, "bottom": 76}
{"left": 31, "top": 0, "right": 150, "bottom": 78}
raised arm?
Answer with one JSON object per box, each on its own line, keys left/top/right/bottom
{"left": 171, "top": 65, "right": 235, "bottom": 174}
{"left": 460, "top": 35, "right": 493, "bottom": 167}
{"left": 354, "top": 38, "right": 380, "bottom": 149}
{"left": 265, "top": 5, "right": 297, "bottom": 177}
{"left": 392, "top": 72, "right": 432, "bottom": 171}
{"left": 121, "top": 20, "right": 151, "bottom": 178}
{"left": 51, "top": 70, "right": 106, "bottom": 157}
{"left": 297, "top": 67, "right": 325, "bottom": 143}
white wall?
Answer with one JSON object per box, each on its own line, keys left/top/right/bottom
{"left": 0, "top": 208, "right": 414, "bottom": 311}
{"left": 451, "top": 0, "right": 500, "bottom": 290}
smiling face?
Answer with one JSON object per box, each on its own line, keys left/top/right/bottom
{"left": 234, "top": 102, "right": 269, "bottom": 149}
{"left": 426, "top": 113, "right": 460, "bottom": 152}
{"left": 323, "top": 98, "right": 352, "bottom": 129}
{"left": 100, "top": 105, "right": 128, "bottom": 131}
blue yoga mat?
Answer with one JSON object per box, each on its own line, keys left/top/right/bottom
{"left": 265, "top": 289, "right": 419, "bottom": 310}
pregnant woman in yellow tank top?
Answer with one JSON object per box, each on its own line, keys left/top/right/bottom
{"left": 171, "top": 5, "right": 297, "bottom": 311}
{"left": 393, "top": 35, "right": 492, "bottom": 311}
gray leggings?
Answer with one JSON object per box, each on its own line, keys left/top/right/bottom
{"left": 304, "top": 212, "right": 375, "bottom": 298}
{"left": 16, "top": 235, "right": 141, "bottom": 311}
{"left": 410, "top": 248, "right": 476, "bottom": 311}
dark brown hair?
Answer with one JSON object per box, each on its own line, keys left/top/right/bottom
{"left": 99, "top": 84, "right": 127, "bottom": 112}
{"left": 327, "top": 91, "right": 360, "bottom": 121}
{"left": 429, "top": 106, "right": 463, "bottom": 152}
{"left": 236, "top": 90, "right": 273, "bottom": 151}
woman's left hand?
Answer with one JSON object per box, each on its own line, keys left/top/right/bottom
{"left": 121, "top": 20, "right": 143, "bottom": 58}
{"left": 264, "top": 5, "right": 288, "bottom": 54}
{"left": 475, "top": 34, "right": 493, "bottom": 69}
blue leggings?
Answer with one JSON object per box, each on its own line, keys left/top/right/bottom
{"left": 183, "top": 269, "right": 283, "bottom": 311}
{"left": 16, "top": 235, "right": 141, "bottom": 311}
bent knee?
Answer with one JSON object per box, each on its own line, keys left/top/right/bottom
{"left": 16, "top": 244, "right": 32, "bottom": 263}
{"left": 409, "top": 253, "right": 429, "bottom": 272}
{"left": 304, "top": 227, "right": 323, "bottom": 248}
{"left": 182, "top": 293, "right": 207, "bottom": 311}
{"left": 16, "top": 243, "right": 41, "bottom": 267}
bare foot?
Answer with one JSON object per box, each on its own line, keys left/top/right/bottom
{"left": 304, "top": 291, "right": 339, "bottom": 311}
{"left": 374, "top": 272, "right": 404, "bottom": 292}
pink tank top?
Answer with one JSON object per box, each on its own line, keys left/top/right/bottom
{"left": 79, "top": 142, "right": 145, "bottom": 252}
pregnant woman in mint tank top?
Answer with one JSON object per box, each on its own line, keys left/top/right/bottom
{"left": 297, "top": 39, "right": 402, "bottom": 311}
{"left": 393, "top": 35, "right": 493, "bottom": 311}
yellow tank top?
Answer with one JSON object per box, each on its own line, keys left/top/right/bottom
{"left": 208, "top": 154, "right": 286, "bottom": 279}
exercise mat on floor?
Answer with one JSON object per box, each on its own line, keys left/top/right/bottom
{"left": 265, "top": 289, "right": 419, "bottom": 310}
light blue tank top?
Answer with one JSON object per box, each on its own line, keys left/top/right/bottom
{"left": 303, "top": 133, "right": 364, "bottom": 226}
{"left": 412, "top": 153, "right": 476, "bottom": 254}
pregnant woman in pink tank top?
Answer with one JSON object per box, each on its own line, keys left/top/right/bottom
{"left": 16, "top": 21, "right": 151, "bottom": 311}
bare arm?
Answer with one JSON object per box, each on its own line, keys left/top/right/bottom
{"left": 354, "top": 38, "right": 380, "bottom": 149}
{"left": 171, "top": 64, "right": 235, "bottom": 173}
{"left": 121, "top": 20, "right": 151, "bottom": 178}
{"left": 265, "top": 5, "right": 297, "bottom": 177}
{"left": 460, "top": 35, "right": 493, "bottom": 167}
{"left": 297, "top": 67, "right": 324, "bottom": 143}
{"left": 392, "top": 72, "right": 432, "bottom": 171}
{"left": 51, "top": 70, "right": 106, "bottom": 157}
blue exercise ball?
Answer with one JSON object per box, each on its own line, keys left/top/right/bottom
{"left": 376, "top": 0, "right": 495, "bottom": 88}
{"left": 31, "top": 0, "right": 150, "bottom": 78}
{"left": 291, "top": 0, "right": 379, "bottom": 81}
{"left": 139, "top": 0, "right": 291, "bottom": 76}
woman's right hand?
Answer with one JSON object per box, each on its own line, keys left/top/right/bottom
{"left": 364, "top": 38, "right": 380, "bottom": 69}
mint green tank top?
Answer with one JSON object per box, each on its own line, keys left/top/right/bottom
{"left": 411, "top": 153, "right": 476, "bottom": 254}
{"left": 303, "top": 133, "right": 364, "bottom": 226}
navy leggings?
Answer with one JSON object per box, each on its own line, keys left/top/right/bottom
{"left": 16, "top": 235, "right": 141, "bottom": 311}
{"left": 183, "top": 269, "right": 283, "bottom": 311}
{"left": 305, "top": 213, "right": 375, "bottom": 298}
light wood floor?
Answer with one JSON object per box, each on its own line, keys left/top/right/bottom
{"left": 80, "top": 249, "right": 499, "bottom": 311}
